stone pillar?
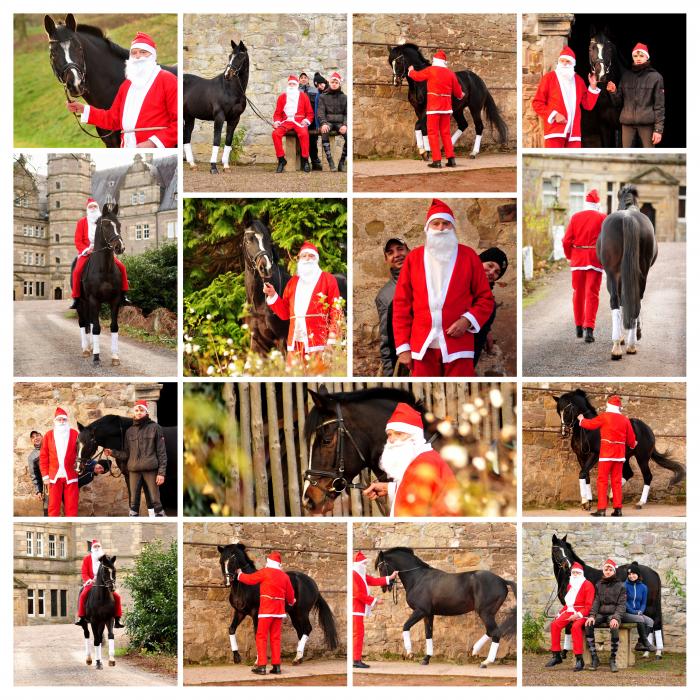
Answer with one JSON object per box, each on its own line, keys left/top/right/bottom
{"left": 134, "top": 383, "right": 163, "bottom": 422}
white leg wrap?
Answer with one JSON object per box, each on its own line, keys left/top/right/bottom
{"left": 93, "top": 335, "right": 100, "bottom": 356}
{"left": 184, "top": 143, "right": 195, "bottom": 165}
{"left": 471, "top": 134, "right": 482, "bottom": 154}
{"left": 563, "top": 633, "right": 573, "bottom": 651}
{"left": 229, "top": 633, "right": 238, "bottom": 652}
{"left": 579, "top": 479, "right": 587, "bottom": 501}
{"left": 297, "top": 634, "right": 309, "bottom": 654}
{"left": 626, "top": 323, "right": 637, "bottom": 348}
{"left": 472, "top": 634, "right": 490, "bottom": 655}
{"left": 95, "top": 644, "right": 102, "bottom": 661}
{"left": 424, "top": 140, "right": 431, "bottom": 152}
{"left": 451, "top": 128, "right": 463, "bottom": 145}
{"left": 586, "top": 483, "right": 593, "bottom": 501}
{"left": 654, "top": 630, "right": 663, "bottom": 650}
{"left": 108, "top": 639, "right": 115, "bottom": 660}
{"left": 611, "top": 308, "right": 622, "bottom": 341}
{"left": 426, "top": 638, "right": 433, "bottom": 656}
{"left": 415, "top": 130, "right": 424, "bottom": 149}
{"left": 85, "top": 639, "right": 91, "bottom": 656}
{"left": 148, "top": 508, "right": 155, "bottom": 518}
{"left": 222, "top": 145, "right": 232, "bottom": 165}
{"left": 80, "top": 327, "right": 89, "bottom": 351}
{"left": 403, "top": 631, "right": 412, "bottom": 654}
{"left": 210, "top": 146, "right": 219, "bottom": 163}
{"left": 640, "top": 484, "right": 650, "bottom": 504}
{"left": 111, "top": 332, "right": 119, "bottom": 356}
{"left": 486, "top": 641, "right": 499, "bottom": 663}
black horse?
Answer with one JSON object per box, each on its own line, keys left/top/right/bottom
{"left": 76, "top": 414, "right": 178, "bottom": 515}
{"left": 581, "top": 27, "right": 623, "bottom": 148}
{"left": 44, "top": 14, "right": 177, "bottom": 148}
{"left": 82, "top": 554, "right": 118, "bottom": 669}
{"left": 217, "top": 543, "right": 338, "bottom": 665}
{"left": 375, "top": 547, "right": 516, "bottom": 667}
{"left": 388, "top": 43, "right": 508, "bottom": 159}
{"left": 597, "top": 184, "right": 658, "bottom": 361}
{"left": 551, "top": 534, "right": 664, "bottom": 657}
{"left": 553, "top": 389, "right": 685, "bottom": 510}
{"left": 183, "top": 40, "right": 249, "bottom": 174}
{"left": 75, "top": 203, "right": 125, "bottom": 366}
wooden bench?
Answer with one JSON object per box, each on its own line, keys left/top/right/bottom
{"left": 582, "top": 622, "right": 636, "bottom": 669}
{"left": 284, "top": 129, "right": 340, "bottom": 170}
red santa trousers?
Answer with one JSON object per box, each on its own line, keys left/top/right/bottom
{"left": 72, "top": 255, "right": 129, "bottom": 298}
{"left": 597, "top": 460, "right": 623, "bottom": 510}
{"left": 353, "top": 616, "right": 366, "bottom": 661}
{"left": 256, "top": 617, "right": 283, "bottom": 666}
{"left": 545, "top": 136, "right": 581, "bottom": 149}
{"left": 78, "top": 584, "right": 123, "bottom": 617}
{"left": 571, "top": 269, "right": 602, "bottom": 328}
{"left": 411, "top": 348, "right": 474, "bottom": 377}
{"left": 427, "top": 113, "right": 455, "bottom": 161}
{"left": 48, "top": 478, "right": 79, "bottom": 517}
{"left": 550, "top": 611, "right": 587, "bottom": 654}
{"left": 272, "top": 123, "right": 310, "bottom": 158}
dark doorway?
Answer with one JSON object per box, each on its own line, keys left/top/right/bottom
{"left": 54, "top": 287, "right": 62, "bottom": 300}
{"left": 157, "top": 383, "right": 177, "bottom": 427}
{"left": 570, "top": 14, "right": 686, "bottom": 147}
{"left": 641, "top": 202, "right": 656, "bottom": 228}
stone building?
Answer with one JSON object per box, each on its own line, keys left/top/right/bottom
{"left": 353, "top": 14, "right": 517, "bottom": 158}
{"left": 353, "top": 198, "right": 516, "bottom": 376}
{"left": 13, "top": 153, "right": 177, "bottom": 301}
{"left": 13, "top": 522, "right": 176, "bottom": 626}
{"left": 353, "top": 522, "right": 517, "bottom": 662}
{"left": 13, "top": 382, "right": 172, "bottom": 517}
{"left": 183, "top": 522, "right": 347, "bottom": 664}
{"left": 523, "top": 523, "right": 686, "bottom": 653}
{"left": 183, "top": 14, "right": 347, "bottom": 163}
{"left": 522, "top": 383, "right": 686, "bottom": 509}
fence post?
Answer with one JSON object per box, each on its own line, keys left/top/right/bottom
{"left": 283, "top": 383, "right": 301, "bottom": 516}
{"left": 250, "top": 383, "right": 269, "bottom": 517}
{"left": 266, "top": 382, "right": 285, "bottom": 516}
{"left": 222, "top": 383, "right": 240, "bottom": 516}
{"left": 239, "top": 383, "right": 255, "bottom": 516}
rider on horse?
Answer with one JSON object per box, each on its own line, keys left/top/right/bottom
{"left": 69, "top": 198, "right": 130, "bottom": 310}
{"left": 75, "top": 539, "right": 124, "bottom": 628}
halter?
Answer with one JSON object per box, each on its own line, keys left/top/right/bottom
{"left": 243, "top": 230, "right": 282, "bottom": 289}
{"left": 224, "top": 48, "right": 248, "bottom": 81}
{"left": 391, "top": 53, "right": 408, "bottom": 85}
{"left": 94, "top": 563, "right": 116, "bottom": 591}
{"left": 589, "top": 38, "right": 612, "bottom": 82}
{"left": 558, "top": 399, "right": 594, "bottom": 453}
{"left": 49, "top": 36, "right": 87, "bottom": 97}
{"left": 76, "top": 422, "right": 125, "bottom": 479}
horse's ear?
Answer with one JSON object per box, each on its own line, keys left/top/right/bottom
{"left": 65, "top": 14, "right": 77, "bottom": 32}
{"left": 239, "top": 40, "right": 247, "bottom": 52}
{"left": 231, "top": 40, "right": 237, "bottom": 50}
{"left": 217, "top": 545, "right": 224, "bottom": 553}
{"left": 44, "top": 15, "right": 57, "bottom": 37}
{"left": 589, "top": 23, "right": 597, "bottom": 38}
{"left": 241, "top": 210, "right": 252, "bottom": 228}
{"left": 77, "top": 421, "right": 85, "bottom": 431}
{"left": 110, "top": 555, "right": 117, "bottom": 564}
{"left": 309, "top": 388, "right": 332, "bottom": 409}
{"left": 562, "top": 535, "right": 567, "bottom": 542}
{"left": 551, "top": 395, "right": 559, "bottom": 404}
{"left": 552, "top": 534, "right": 558, "bottom": 543}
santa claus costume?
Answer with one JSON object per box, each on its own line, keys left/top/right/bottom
{"left": 532, "top": 46, "right": 600, "bottom": 147}
{"left": 237, "top": 551, "right": 296, "bottom": 674}
{"left": 80, "top": 33, "right": 177, "bottom": 148}
{"left": 39, "top": 407, "right": 80, "bottom": 517}
{"left": 579, "top": 395, "right": 637, "bottom": 515}
{"left": 381, "top": 403, "right": 460, "bottom": 516}
{"left": 71, "top": 198, "right": 129, "bottom": 300}
{"left": 76, "top": 539, "right": 123, "bottom": 624}
{"left": 352, "top": 551, "right": 391, "bottom": 667}
{"left": 272, "top": 75, "right": 315, "bottom": 172}
{"left": 266, "top": 241, "right": 343, "bottom": 372}
{"left": 546, "top": 562, "right": 595, "bottom": 671}
{"left": 407, "top": 50, "right": 464, "bottom": 166}
{"left": 392, "top": 199, "right": 494, "bottom": 377}
{"left": 562, "top": 189, "right": 606, "bottom": 341}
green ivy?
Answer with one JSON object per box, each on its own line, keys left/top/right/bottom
{"left": 522, "top": 610, "right": 548, "bottom": 653}
{"left": 122, "top": 242, "right": 178, "bottom": 315}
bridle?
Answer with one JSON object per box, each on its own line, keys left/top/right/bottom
{"left": 49, "top": 36, "right": 87, "bottom": 97}
{"left": 558, "top": 401, "right": 578, "bottom": 438}
{"left": 391, "top": 52, "right": 408, "bottom": 86}
{"left": 96, "top": 217, "right": 124, "bottom": 254}
{"left": 76, "top": 424, "right": 124, "bottom": 479}
{"left": 95, "top": 563, "right": 116, "bottom": 591}
{"left": 378, "top": 556, "right": 424, "bottom": 604}
{"left": 589, "top": 38, "right": 611, "bottom": 83}
{"left": 243, "top": 229, "right": 282, "bottom": 288}
{"left": 224, "top": 48, "right": 248, "bottom": 81}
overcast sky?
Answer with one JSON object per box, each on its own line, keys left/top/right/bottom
{"left": 14, "top": 151, "right": 174, "bottom": 176}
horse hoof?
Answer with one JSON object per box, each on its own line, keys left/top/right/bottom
{"left": 626, "top": 347, "right": 637, "bottom": 354}
{"left": 403, "top": 652, "right": 415, "bottom": 661}
{"left": 86, "top": 658, "right": 92, "bottom": 665}
{"left": 611, "top": 354, "right": 622, "bottom": 361}
{"left": 210, "top": 165, "right": 219, "bottom": 175}
{"left": 233, "top": 651, "right": 241, "bottom": 664}
{"left": 223, "top": 165, "right": 230, "bottom": 171}
{"left": 636, "top": 504, "right": 643, "bottom": 510}
{"left": 93, "top": 355, "right": 100, "bottom": 365}
{"left": 419, "top": 151, "right": 428, "bottom": 161}
{"left": 82, "top": 350, "right": 91, "bottom": 357}
{"left": 189, "top": 163, "right": 197, "bottom": 170}
{"left": 582, "top": 501, "right": 591, "bottom": 511}
{"left": 111, "top": 358, "right": 120, "bottom": 366}
{"left": 96, "top": 661, "right": 103, "bottom": 670}
{"left": 420, "top": 656, "right": 431, "bottom": 666}
{"left": 479, "top": 662, "right": 488, "bottom": 669}
{"left": 470, "top": 153, "right": 477, "bottom": 159}
{"left": 109, "top": 660, "right": 115, "bottom": 667}
{"left": 292, "top": 657, "right": 303, "bottom": 666}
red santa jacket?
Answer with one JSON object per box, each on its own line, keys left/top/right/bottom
{"left": 267, "top": 271, "right": 342, "bottom": 352}
{"left": 532, "top": 71, "right": 600, "bottom": 142}
{"left": 559, "top": 579, "right": 595, "bottom": 616}
{"left": 83, "top": 69, "right": 178, "bottom": 148}
{"left": 81, "top": 554, "right": 98, "bottom": 584}
{"left": 562, "top": 209, "right": 606, "bottom": 271}
{"left": 74, "top": 217, "right": 93, "bottom": 255}
{"left": 579, "top": 410, "right": 637, "bottom": 461}
{"left": 39, "top": 429, "right": 80, "bottom": 484}
{"left": 407, "top": 64, "right": 464, "bottom": 113}
{"left": 392, "top": 449, "right": 460, "bottom": 517}
{"left": 238, "top": 566, "right": 296, "bottom": 617}
{"left": 273, "top": 91, "right": 314, "bottom": 128}
{"left": 393, "top": 245, "right": 494, "bottom": 362}
{"left": 352, "top": 570, "right": 390, "bottom": 616}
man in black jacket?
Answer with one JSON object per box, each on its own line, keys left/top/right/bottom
{"left": 318, "top": 72, "right": 347, "bottom": 171}
{"left": 474, "top": 247, "right": 509, "bottom": 367}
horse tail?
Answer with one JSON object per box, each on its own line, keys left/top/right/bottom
{"left": 498, "top": 579, "right": 517, "bottom": 639}
{"left": 621, "top": 213, "right": 641, "bottom": 329}
{"left": 481, "top": 81, "right": 508, "bottom": 145}
{"left": 651, "top": 448, "right": 686, "bottom": 486}
{"left": 314, "top": 593, "right": 339, "bottom": 650}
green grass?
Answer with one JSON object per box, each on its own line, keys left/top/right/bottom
{"left": 14, "top": 14, "right": 177, "bottom": 147}
{"left": 117, "top": 326, "right": 177, "bottom": 349}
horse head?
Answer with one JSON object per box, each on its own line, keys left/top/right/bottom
{"left": 553, "top": 389, "right": 593, "bottom": 438}
{"left": 224, "top": 40, "right": 249, "bottom": 81}
{"left": 374, "top": 549, "right": 397, "bottom": 592}
{"left": 617, "top": 184, "right": 639, "bottom": 210}
{"left": 97, "top": 203, "right": 125, "bottom": 255}
{"left": 97, "top": 554, "right": 117, "bottom": 592}
{"left": 76, "top": 421, "right": 99, "bottom": 469}
{"left": 551, "top": 534, "right": 573, "bottom": 578}
{"left": 217, "top": 543, "right": 253, "bottom": 586}
{"left": 242, "top": 216, "right": 277, "bottom": 282}
{"left": 388, "top": 46, "right": 408, "bottom": 86}
{"left": 45, "top": 14, "right": 87, "bottom": 97}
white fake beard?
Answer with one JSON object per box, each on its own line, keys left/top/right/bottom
{"left": 297, "top": 260, "right": 321, "bottom": 283}
{"left": 285, "top": 86, "right": 300, "bottom": 117}
{"left": 125, "top": 55, "right": 158, "bottom": 87}
{"left": 380, "top": 438, "right": 424, "bottom": 481}
{"left": 555, "top": 64, "right": 575, "bottom": 81}
{"left": 353, "top": 562, "right": 367, "bottom": 577}
{"left": 53, "top": 422, "right": 70, "bottom": 439}
{"left": 425, "top": 227, "right": 458, "bottom": 263}
{"left": 86, "top": 209, "right": 100, "bottom": 224}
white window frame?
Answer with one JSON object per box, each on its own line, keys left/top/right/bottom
{"left": 27, "top": 590, "right": 35, "bottom": 616}
{"left": 139, "top": 191, "right": 146, "bottom": 204}
{"left": 37, "top": 590, "right": 45, "bottom": 617}
{"left": 143, "top": 223, "right": 150, "bottom": 240}
{"left": 135, "top": 224, "right": 142, "bottom": 240}
{"left": 569, "top": 181, "right": 585, "bottom": 214}
{"left": 58, "top": 535, "right": 66, "bottom": 558}
{"left": 167, "top": 221, "right": 176, "bottom": 239}
{"left": 35, "top": 532, "right": 43, "bottom": 557}
{"left": 48, "top": 534, "right": 56, "bottom": 558}
{"left": 26, "top": 531, "right": 33, "bottom": 556}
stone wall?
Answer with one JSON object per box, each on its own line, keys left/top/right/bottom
{"left": 13, "top": 382, "right": 165, "bottom": 516}
{"left": 523, "top": 523, "right": 686, "bottom": 652}
{"left": 353, "top": 14, "right": 517, "bottom": 158}
{"left": 352, "top": 198, "right": 516, "bottom": 376}
{"left": 353, "top": 523, "right": 517, "bottom": 661}
{"left": 522, "top": 383, "right": 686, "bottom": 508}
{"left": 184, "top": 14, "right": 347, "bottom": 163}
{"left": 183, "top": 522, "right": 347, "bottom": 664}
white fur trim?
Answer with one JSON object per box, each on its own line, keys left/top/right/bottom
{"left": 606, "top": 404, "right": 621, "bottom": 413}
{"left": 425, "top": 213, "right": 456, "bottom": 228}
{"left": 131, "top": 43, "right": 156, "bottom": 56}
{"left": 396, "top": 343, "right": 411, "bottom": 355}
{"left": 588, "top": 86, "right": 601, "bottom": 95}
{"left": 432, "top": 58, "right": 447, "bottom": 68}
{"left": 386, "top": 421, "right": 424, "bottom": 437}
{"left": 80, "top": 105, "right": 91, "bottom": 123}
{"left": 570, "top": 265, "right": 604, "bottom": 272}
{"left": 584, "top": 202, "right": 601, "bottom": 211}
{"left": 547, "top": 110, "right": 559, "bottom": 124}
{"left": 266, "top": 558, "right": 282, "bottom": 569}
{"left": 425, "top": 109, "right": 453, "bottom": 115}
{"left": 462, "top": 311, "right": 480, "bottom": 334}
{"left": 258, "top": 613, "right": 287, "bottom": 618}
{"left": 266, "top": 292, "right": 279, "bottom": 305}
{"left": 150, "top": 135, "right": 165, "bottom": 149}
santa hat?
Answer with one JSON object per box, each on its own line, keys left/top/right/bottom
{"left": 603, "top": 558, "right": 617, "bottom": 571}
{"left": 571, "top": 562, "right": 584, "bottom": 574}
{"left": 585, "top": 189, "right": 600, "bottom": 203}
{"left": 131, "top": 32, "right": 157, "bottom": 57}
{"left": 434, "top": 50, "right": 447, "bottom": 62}
{"left": 134, "top": 400, "right": 149, "bottom": 413}
{"left": 266, "top": 551, "right": 282, "bottom": 568}
{"left": 86, "top": 197, "right": 98, "bottom": 208}
{"left": 386, "top": 402, "right": 424, "bottom": 438}
{"left": 632, "top": 43, "right": 650, "bottom": 60}
{"left": 606, "top": 395, "right": 622, "bottom": 413}
{"left": 425, "top": 198, "right": 456, "bottom": 230}
{"left": 354, "top": 551, "right": 368, "bottom": 563}
{"left": 90, "top": 539, "right": 102, "bottom": 550}
{"left": 298, "top": 241, "right": 319, "bottom": 260}
{"left": 559, "top": 46, "right": 576, "bottom": 65}
{"left": 54, "top": 407, "right": 68, "bottom": 419}
{"left": 329, "top": 71, "right": 343, "bottom": 83}
{"left": 287, "top": 74, "right": 299, "bottom": 85}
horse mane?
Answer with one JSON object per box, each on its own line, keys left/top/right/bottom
{"left": 618, "top": 184, "right": 639, "bottom": 210}
{"left": 383, "top": 546, "right": 433, "bottom": 568}
{"left": 224, "top": 543, "right": 256, "bottom": 569}
{"left": 399, "top": 43, "right": 429, "bottom": 66}
{"left": 75, "top": 23, "right": 129, "bottom": 60}
{"left": 567, "top": 388, "right": 597, "bottom": 415}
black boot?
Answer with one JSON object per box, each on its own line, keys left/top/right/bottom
{"left": 322, "top": 142, "right": 336, "bottom": 171}
{"left": 609, "top": 655, "right": 618, "bottom": 673}
{"left": 586, "top": 634, "right": 599, "bottom": 670}
{"left": 275, "top": 157, "right": 287, "bottom": 173}
{"left": 251, "top": 665, "right": 266, "bottom": 675}
{"left": 75, "top": 616, "right": 88, "bottom": 627}
{"left": 545, "top": 651, "right": 563, "bottom": 667}
{"left": 353, "top": 660, "right": 370, "bottom": 668}
{"left": 270, "top": 664, "right": 281, "bottom": 674}
{"left": 69, "top": 299, "right": 79, "bottom": 310}
{"left": 428, "top": 160, "right": 442, "bottom": 168}
{"left": 312, "top": 160, "right": 323, "bottom": 171}
{"left": 446, "top": 157, "right": 457, "bottom": 167}
{"left": 637, "top": 623, "right": 656, "bottom": 651}
{"left": 301, "top": 157, "right": 311, "bottom": 173}
{"left": 584, "top": 327, "right": 595, "bottom": 343}
{"left": 609, "top": 634, "right": 619, "bottom": 672}
{"left": 576, "top": 325, "right": 583, "bottom": 338}
{"left": 114, "top": 617, "right": 124, "bottom": 629}
{"left": 590, "top": 509, "right": 607, "bottom": 517}
{"left": 574, "top": 654, "right": 585, "bottom": 671}
{"left": 337, "top": 156, "right": 346, "bottom": 172}
{"left": 611, "top": 508, "right": 623, "bottom": 517}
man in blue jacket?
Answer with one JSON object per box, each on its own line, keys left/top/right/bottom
{"left": 622, "top": 562, "right": 656, "bottom": 652}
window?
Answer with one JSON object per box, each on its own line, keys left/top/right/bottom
{"left": 51, "top": 589, "right": 58, "bottom": 617}
{"left": 38, "top": 226, "right": 45, "bottom": 238}
{"left": 131, "top": 192, "right": 137, "bottom": 205}
{"left": 48, "top": 534, "right": 56, "bottom": 557}
{"left": 55, "top": 234, "right": 60, "bottom": 243}
{"left": 35, "top": 533, "right": 43, "bottom": 557}
{"left": 135, "top": 224, "right": 142, "bottom": 240}
{"left": 55, "top": 257, "right": 60, "bottom": 264}
{"left": 143, "top": 224, "right": 150, "bottom": 240}
{"left": 167, "top": 221, "right": 176, "bottom": 239}
{"left": 27, "top": 590, "right": 35, "bottom": 616}
{"left": 569, "top": 182, "right": 585, "bottom": 213}
{"left": 542, "top": 178, "right": 557, "bottom": 208}
{"left": 60, "top": 590, "right": 67, "bottom": 617}
{"left": 607, "top": 182, "right": 615, "bottom": 214}
{"left": 55, "top": 200, "right": 60, "bottom": 209}
{"left": 26, "top": 531, "right": 33, "bottom": 556}
{"left": 23, "top": 281, "right": 34, "bottom": 296}
{"left": 22, "top": 251, "right": 29, "bottom": 265}
{"left": 37, "top": 281, "right": 45, "bottom": 297}
{"left": 55, "top": 181, "right": 61, "bottom": 190}
{"left": 679, "top": 186, "right": 686, "bottom": 221}
{"left": 38, "top": 590, "right": 45, "bottom": 616}
{"left": 139, "top": 191, "right": 145, "bottom": 204}
{"left": 58, "top": 535, "right": 66, "bottom": 558}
